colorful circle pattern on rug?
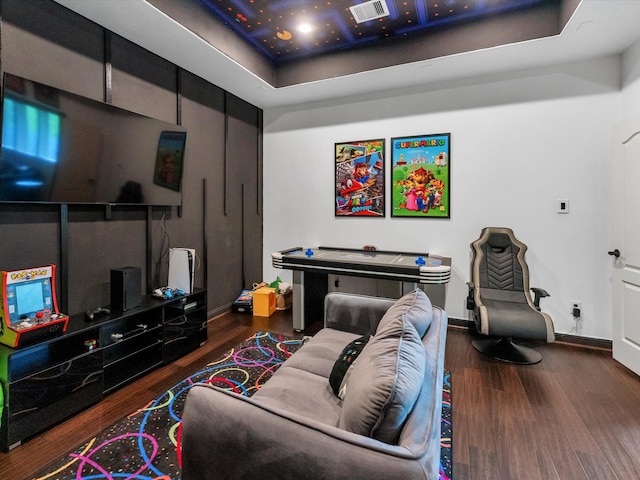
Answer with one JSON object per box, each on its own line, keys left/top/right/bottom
{"left": 33, "top": 331, "right": 453, "bottom": 480}
{"left": 440, "top": 370, "right": 453, "bottom": 480}
{"left": 33, "top": 332, "right": 300, "bottom": 480}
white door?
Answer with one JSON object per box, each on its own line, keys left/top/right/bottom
{"left": 612, "top": 121, "right": 640, "bottom": 377}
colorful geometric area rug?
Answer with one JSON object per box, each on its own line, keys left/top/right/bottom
{"left": 33, "top": 331, "right": 453, "bottom": 480}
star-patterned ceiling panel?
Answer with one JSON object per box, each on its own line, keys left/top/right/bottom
{"left": 199, "top": 0, "right": 555, "bottom": 63}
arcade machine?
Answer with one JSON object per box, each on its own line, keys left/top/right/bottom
{"left": 0, "top": 265, "right": 68, "bottom": 348}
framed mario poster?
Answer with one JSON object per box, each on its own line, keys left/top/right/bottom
{"left": 335, "top": 139, "right": 385, "bottom": 217}
{"left": 390, "top": 133, "right": 450, "bottom": 218}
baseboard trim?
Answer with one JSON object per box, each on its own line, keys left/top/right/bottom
{"left": 448, "top": 317, "right": 612, "bottom": 351}
{"left": 553, "top": 333, "right": 612, "bottom": 351}
{"left": 448, "top": 317, "right": 472, "bottom": 329}
{"left": 208, "top": 303, "right": 233, "bottom": 320}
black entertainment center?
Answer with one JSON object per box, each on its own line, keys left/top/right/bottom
{"left": 0, "top": 289, "right": 207, "bottom": 451}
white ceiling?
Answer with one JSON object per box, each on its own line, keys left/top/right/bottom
{"left": 55, "top": 0, "right": 640, "bottom": 110}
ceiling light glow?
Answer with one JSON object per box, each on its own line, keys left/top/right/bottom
{"left": 297, "top": 23, "right": 314, "bottom": 33}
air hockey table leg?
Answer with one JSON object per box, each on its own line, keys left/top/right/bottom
{"left": 418, "top": 283, "right": 447, "bottom": 309}
{"left": 292, "top": 270, "right": 329, "bottom": 332}
{"left": 292, "top": 270, "right": 305, "bottom": 332}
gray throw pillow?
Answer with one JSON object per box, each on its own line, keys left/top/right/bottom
{"left": 379, "top": 288, "right": 432, "bottom": 337}
{"left": 329, "top": 335, "right": 370, "bottom": 397}
{"left": 338, "top": 298, "right": 426, "bottom": 444}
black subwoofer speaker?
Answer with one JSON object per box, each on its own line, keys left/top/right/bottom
{"left": 110, "top": 266, "right": 142, "bottom": 312}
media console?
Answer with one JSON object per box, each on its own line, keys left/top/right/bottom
{"left": 0, "top": 289, "right": 207, "bottom": 451}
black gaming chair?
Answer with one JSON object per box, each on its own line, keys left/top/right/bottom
{"left": 466, "top": 227, "right": 555, "bottom": 364}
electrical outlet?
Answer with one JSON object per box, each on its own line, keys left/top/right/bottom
{"left": 557, "top": 198, "right": 570, "bottom": 214}
{"left": 571, "top": 300, "right": 582, "bottom": 318}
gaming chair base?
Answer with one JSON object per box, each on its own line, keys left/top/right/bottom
{"left": 472, "top": 337, "right": 543, "bottom": 365}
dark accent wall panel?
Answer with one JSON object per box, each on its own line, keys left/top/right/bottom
{"left": 226, "top": 94, "right": 262, "bottom": 290}
{"left": 179, "top": 71, "right": 227, "bottom": 307}
{"left": 195, "top": 88, "right": 245, "bottom": 306}
{"left": 0, "top": 205, "right": 60, "bottom": 271}
{"left": 1, "top": 0, "right": 104, "bottom": 100}
{"left": 67, "top": 207, "right": 147, "bottom": 314}
{"left": 110, "top": 34, "right": 178, "bottom": 122}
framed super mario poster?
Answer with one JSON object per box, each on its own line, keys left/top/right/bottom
{"left": 335, "top": 139, "right": 385, "bottom": 217}
{"left": 391, "top": 133, "right": 450, "bottom": 218}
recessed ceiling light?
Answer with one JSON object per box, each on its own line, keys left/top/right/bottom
{"left": 297, "top": 23, "right": 314, "bottom": 33}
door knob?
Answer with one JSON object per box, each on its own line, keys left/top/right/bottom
{"left": 608, "top": 249, "right": 621, "bottom": 258}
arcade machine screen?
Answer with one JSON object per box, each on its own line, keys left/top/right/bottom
{"left": 14, "top": 281, "right": 47, "bottom": 316}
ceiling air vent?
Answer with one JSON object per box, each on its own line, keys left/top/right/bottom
{"left": 349, "top": 0, "right": 390, "bottom": 24}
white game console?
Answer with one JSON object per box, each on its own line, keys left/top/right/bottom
{"left": 168, "top": 248, "right": 195, "bottom": 294}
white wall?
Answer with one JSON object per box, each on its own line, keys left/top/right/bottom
{"left": 263, "top": 56, "right": 621, "bottom": 340}
{"left": 622, "top": 38, "right": 640, "bottom": 112}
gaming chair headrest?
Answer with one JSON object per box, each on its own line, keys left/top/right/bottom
{"left": 486, "top": 232, "right": 514, "bottom": 252}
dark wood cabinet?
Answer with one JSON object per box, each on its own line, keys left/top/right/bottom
{"left": 0, "top": 290, "right": 207, "bottom": 451}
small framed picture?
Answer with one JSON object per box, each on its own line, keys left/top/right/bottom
{"left": 154, "top": 131, "right": 187, "bottom": 191}
{"left": 390, "top": 133, "right": 450, "bottom": 218}
{"left": 335, "top": 138, "right": 385, "bottom": 217}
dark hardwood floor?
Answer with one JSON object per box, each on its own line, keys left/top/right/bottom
{"left": 1, "top": 310, "right": 639, "bottom": 479}
{"left": 447, "top": 325, "right": 640, "bottom": 480}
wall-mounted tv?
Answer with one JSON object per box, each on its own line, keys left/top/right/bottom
{"left": 0, "top": 73, "right": 186, "bottom": 206}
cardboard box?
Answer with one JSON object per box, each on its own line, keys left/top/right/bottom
{"left": 276, "top": 290, "right": 292, "bottom": 310}
{"left": 233, "top": 289, "right": 253, "bottom": 314}
{"left": 253, "top": 287, "right": 276, "bottom": 317}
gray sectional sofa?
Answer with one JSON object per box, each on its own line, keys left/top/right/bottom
{"left": 181, "top": 289, "right": 448, "bottom": 480}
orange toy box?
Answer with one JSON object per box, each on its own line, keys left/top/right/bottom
{"left": 252, "top": 287, "right": 276, "bottom": 317}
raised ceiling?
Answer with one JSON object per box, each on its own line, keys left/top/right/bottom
{"left": 54, "top": 1, "right": 640, "bottom": 109}
{"left": 199, "top": 0, "right": 556, "bottom": 63}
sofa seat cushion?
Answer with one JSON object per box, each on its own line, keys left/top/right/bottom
{"left": 338, "top": 291, "right": 427, "bottom": 444}
{"left": 252, "top": 365, "right": 343, "bottom": 426}
{"left": 283, "top": 328, "right": 360, "bottom": 379}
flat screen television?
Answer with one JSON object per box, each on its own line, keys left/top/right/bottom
{"left": 0, "top": 73, "right": 186, "bottom": 206}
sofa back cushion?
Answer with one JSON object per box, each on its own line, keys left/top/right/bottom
{"left": 382, "top": 288, "right": 433, "bottom": 337}
{"left": 338, "top": 290, "right": 428, "bottom": 444}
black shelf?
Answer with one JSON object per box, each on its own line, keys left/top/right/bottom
{"left": 8, "top": 327, "right": 101, "bottom": 382}
{"left": 0, "top": 289, "right": 207, "bottom": 451}
{"left": 103, "top": 340, "right": 163, "bottom": 394}
{"left": 103, "top": 328, "right": 162, "bottom": 365}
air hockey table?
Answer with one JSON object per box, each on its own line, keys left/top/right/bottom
{"left": 272, "top": 246, "right": 451, "bottom": 331}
